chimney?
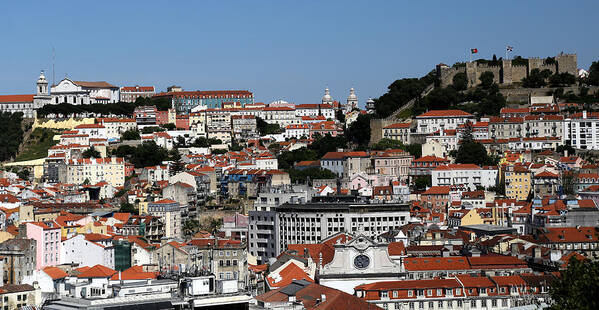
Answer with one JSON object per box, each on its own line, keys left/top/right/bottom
{"left": 511, "top": 243, "right": 519, "bottom": 256}
{"left": 534, "top": 247, "right": 541, "bottom": 259}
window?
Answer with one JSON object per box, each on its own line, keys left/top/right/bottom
{"left": 438, "top": 301, "right": 443, "bottom": 308}
{"left": 418, "top": 301, "right": 424, "bottom": 309}
{"left": 409, "top": 302, "right": 414, "bottom": 309}
{"left": 437, "top": 289, "right": 442, "bottom": 296}
{"left": 471, "top": 300, "right": 477, "bottom": 308}
{"left": 408, "top": 290, "right": 413, "bottom": 297}
{"left": 393, "top": 290, "right": 398, "bottom": 298}
{"left": 381, "top": 291, "right": 388, "bottom": 298}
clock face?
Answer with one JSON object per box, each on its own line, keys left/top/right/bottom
{"left": 354, "top": 254, "right": 370, "bottom": 269}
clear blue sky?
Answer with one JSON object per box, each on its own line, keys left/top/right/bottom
{"left": 1, "top": 1, "right": 597, "bottom": 106}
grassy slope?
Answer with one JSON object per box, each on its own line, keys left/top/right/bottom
{"left": 15, "top": 128, "right": 60, "bottom": 161}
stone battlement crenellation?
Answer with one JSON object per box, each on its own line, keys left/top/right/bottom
{"left": 437, "top": 53, "right": 577, "bottom": 88}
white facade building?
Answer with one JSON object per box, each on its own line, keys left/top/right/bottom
{"left": 50, "top": 78, "right": 120, "bottom": 104}
{"left": 563, "top": 111, "right": 599, "bottom": 150}
{"left": 432, "top": 164, "right": 498, "bottom": 190}
{"left": 416, "top": 110, "right": 474, "bottom": 134}
{"left": 61, "top": 234, "right": 115, "bottom": 269}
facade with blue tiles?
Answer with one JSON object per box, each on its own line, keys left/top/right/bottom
{"left": 153, "top": 90, "right": 254, "bottom": 114}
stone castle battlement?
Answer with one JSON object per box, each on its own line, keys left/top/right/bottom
{"left": 437, "top": 53, "right": 577, "bottom": 88}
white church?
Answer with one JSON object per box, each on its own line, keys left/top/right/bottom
{"left": 0, "top": 72, "right": 121, "bottom": 119}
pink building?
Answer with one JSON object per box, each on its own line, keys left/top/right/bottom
{"left": 26, "top": 221, "right": 62, "bottom": 270}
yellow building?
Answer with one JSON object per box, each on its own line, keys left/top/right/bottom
{"left": 76, "top": 221, "right": 108, "bottom": 235}
{"left": 504, "top": 166, "right": 532, "bottom": 201}
{"left": 63, "top": 157, "right": 125, "bottom": 187}
{"left": 448, "top": 208, "right": 483, "bottom": 227}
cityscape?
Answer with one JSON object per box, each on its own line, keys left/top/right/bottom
{"left": 0, "top": 1, "right": 598, "bottom": 310}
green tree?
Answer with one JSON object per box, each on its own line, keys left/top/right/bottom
{"left": 0, "top": 112, "right": 24, "bottom": 162}
{"left": 556, "top": 144, "right": 576, "bottom": 156}
{"left": 335, "top": 109, "right": 346, "bottom": 123}
{"left": 162, "top": 123, "right": 176, "bottom": 130}
{"left": 522, "top": 68, "right": 552, "bottom": 88}
{"left": 549, "top": 257, "right": 599, "bottom": 310}
{"left": 413, "top": 176, "right": 431, "bottom": 190}
{"left": 82, "top": 146, "right": 101, "bottom": 158}
{"left": 374, "top": 71, "right": 436, "bottom": 118}
{"left": 141, "top": 126, "right": 165, "bottom": 134}
{"left": 549, "top": 73, "right": 577, "bottom": 87}
{"left": 309, "top": 134, "right": 348, "bottom": 158}
{"left": 479, "top": 71, "right": 494, "bottom": 89}
{"left": 347, "top": 114, "right": 372, "bottom": 146}
{"left": 121, "top": 129, "right": 141, "bottom": 141}
{"left": 588, "top": 61, "right": 599, "bottom": 86}
{"left": 119, "top": 202, "right": 136, "bottom": 214}
{"left": 288, "top": 167, "right": 337, "bottom": 184}
{"left": 16, "top": 169, "right": 30, "bottom": 180}
{"left": 183, "top": 219, "right": 200, "bottom": 236}
{"left": 455, "top": 122, "right": 495, "bottom": 166}
{"left": 256, "top": 117, "right": 281, "bottom": 135}
{"left": 278, "top": 147, "right": 319, "bottom": 170}
{"left": 452, "top": 72, "right": 468, "bottom": 91}
{"left": 169, "top": 148, "right": 185, "bottom": 176}
{"left": 203, "top": 217, "right": 223, "bottom": 237}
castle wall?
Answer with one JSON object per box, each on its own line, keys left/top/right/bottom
{"left": 512, "top": 65, "right": 527, "bottom": 83}
{"left": 437, "top": 65, "right": 465, "bottom": 88}
{"left": 556, "top": 54, "right": 577, "bottom": 75}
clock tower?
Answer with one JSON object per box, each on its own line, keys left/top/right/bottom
{"left": 319, "top": 234, "right": 404, "bottom": 294}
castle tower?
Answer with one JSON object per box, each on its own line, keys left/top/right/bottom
{"left": 322, "top": 87, "right": 333, "bottom": 105}
{"left": 346, "top": 88, "right": 358, "bottom": 112}
{"left": 502, "top": 59, "right": 513, "bottom": 85}
{"left": 366, "top": 97, "right": 375, "bottom": 114}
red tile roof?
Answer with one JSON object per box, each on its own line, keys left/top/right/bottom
{"left": 77, "top": 264, "right": 117, "bottom": 278}
{"left": 0, "top": 94, "right": 34, "bottom": 103}
{"left": 266, "top": 263, "right": 313, "bottom": 289}
{"left": 43, "top": 267, "right": 68, "bottom": 280}
{"left": 417, "top": 110, "right": 473, "bottom": 118}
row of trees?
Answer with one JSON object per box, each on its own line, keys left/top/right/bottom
{"left": 36, "top": 97, "right": 172, "bottom": 118}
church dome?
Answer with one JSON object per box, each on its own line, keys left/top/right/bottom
{"left": 322, "top": 87, "right": 332, "bottom": 103}
{"left": 347, "top": 88, "right": 357, "bottom": 100}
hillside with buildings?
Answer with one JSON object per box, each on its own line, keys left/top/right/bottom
{"left": 0, "top": 56, "right": 597, "bottom": 309}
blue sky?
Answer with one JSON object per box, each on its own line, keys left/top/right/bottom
{"left": 1, "top": 1, "right": 597, "bottom": 106}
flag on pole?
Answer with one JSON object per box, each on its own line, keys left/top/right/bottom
{"left": 470, "top": 48, "right": 478, "bottom": 54}
{"left": 506, "top": 45, "right": 514, "bottom": 52}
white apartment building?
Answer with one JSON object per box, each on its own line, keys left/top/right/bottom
{"left": 275, "top": 197, "right": 411, "bottom": 253}
{"left": 563, "top": 111, "right": 599, "bottom": 150}
{"left": 98, "top": 118, "right": 137, "bottom": 141}
{"left": 283, "top": 124, "right": 310, "bottom": 139}
{"left": 60, "top": 157, "right": 126, "bottom": 187}
{"left": 262, "top": 107, "right": 300, "bottom": 127}
{"left": 432, "top": 164, "right": 498, "bottom": 190}
{"left": 295, "top": 104, "right": 335, "bottom": 119}
{"left": 73, "top": 123, "right": 107, "bottom": 140}
{"left": 416, "top": 110, "right": 474, "bottom": 134}
{"left": 147, "top": 199, "right": 181, "bottom": 239}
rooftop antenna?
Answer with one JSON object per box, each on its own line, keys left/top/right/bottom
{"left": 52, "top": 46, "right": 55, "bottom": 86}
